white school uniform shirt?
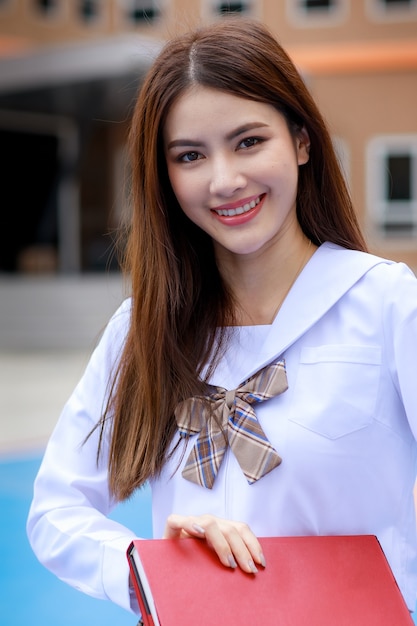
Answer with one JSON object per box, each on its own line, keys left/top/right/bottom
{"left": 27, "top": 243, "right": 417, "bottom": 613}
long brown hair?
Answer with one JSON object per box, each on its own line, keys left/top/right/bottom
{"left": 103, "top": 17, "right": 368, "bottom": 500}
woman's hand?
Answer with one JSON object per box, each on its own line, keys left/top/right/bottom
{"left": 163, "top": 513, "right": 266, "bottom": 574}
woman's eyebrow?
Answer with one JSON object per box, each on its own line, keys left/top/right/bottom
{"left": 166, "top": 122, "right": 269, "bottom": 150}
{"left": 227, "top": 122, "right": 269, "bottom": 141}
{"left": 166, "top": 138, "right": 204, "bottom": 150}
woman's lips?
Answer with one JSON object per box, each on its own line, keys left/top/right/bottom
{"left": 211, "top": 194, "right": 265, "bottom": 225}
{"left": 212, "top": 195, "right": 262, "bottom": 217}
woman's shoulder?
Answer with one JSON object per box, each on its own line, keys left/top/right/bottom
{"left": 108, "top": 296, "right": 132, "bottom": 324}
{"left": 323, "top": 244, "right": 417, "bottom": 316}
{"left": 320, "top": 242, "right": 416, "bottom": 280}
{"left": 313, "top": 243, "right": 417, "bottom": 313}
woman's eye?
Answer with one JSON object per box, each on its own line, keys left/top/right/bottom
{"left": 239, "top": 137, "right": 261, "bottom": 149}
{"left": 179, "top": 151, "right": 201, "bottom": 163}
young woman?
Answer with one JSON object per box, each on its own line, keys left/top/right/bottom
{"left": 27, "top": 17, "right": 417, "bottom": 616}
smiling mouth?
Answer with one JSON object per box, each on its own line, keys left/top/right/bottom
{"left": 213, "top": 195, "right": 262, "bottom": 217}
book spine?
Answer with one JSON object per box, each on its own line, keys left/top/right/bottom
{"left": 127, "top": 544, "right": 156, "bottom": 626}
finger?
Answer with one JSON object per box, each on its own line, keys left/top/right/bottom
{"left": 195, "top": 517, "right": 264, "bottom": 574}
{"left": 207, "top": 520, "right": 264, "bottom": 574}
{"left": 163, "top": 514, "right": 266, "bottom": 574}
{"left": 231, "top": 521, "right": 266, "bottom": 568}
{"left": 163, "top": 513, "right": 208, "bottom": 539}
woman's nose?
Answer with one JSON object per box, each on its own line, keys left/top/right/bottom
{"left": 209, "top": 157, "right": 246, "bottom": 197}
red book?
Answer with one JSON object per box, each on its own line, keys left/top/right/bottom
{"left": 127, "top": 534, "right": 413, "bottom": 626}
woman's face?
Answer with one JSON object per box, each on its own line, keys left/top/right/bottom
{"left": 163, "top": 86, "right": 309, "bottom": 261}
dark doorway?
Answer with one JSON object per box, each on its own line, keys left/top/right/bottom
{"left": 1, "top": 127, "right": 59, "bottom": 272}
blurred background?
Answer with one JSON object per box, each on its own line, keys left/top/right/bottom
{"left": 0, "top": 0, "right": 416, "bottom": 624}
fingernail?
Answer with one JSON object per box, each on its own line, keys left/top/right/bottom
{"left": 248, "top": 559, "right": 258, "bottom": 573}
{"left": 192, "top": 523, "right": 205, "bottom": 535}
{"left": 259, "top": 552, "right": 266, "bottom": 568}
{"left": 228, "top": 554, "right": 238, "bottom": 569}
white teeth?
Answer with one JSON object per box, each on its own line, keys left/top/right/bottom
{"left": 215, "top": 196, "right": 261, "bottom": 217}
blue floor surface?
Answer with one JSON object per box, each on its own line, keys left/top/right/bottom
{"left": 0, "top": 454, "right": 152, "bottom": 626}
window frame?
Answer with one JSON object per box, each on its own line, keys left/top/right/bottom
{"left": 366, "top": 134, "right": 417, "bottom": 239}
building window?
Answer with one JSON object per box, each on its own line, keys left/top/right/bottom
{"left": 376, "top": 0, "right": 415, "bottom": 7}
{"left": 386, "top": 155, "right": 411, "bottom": 201}
{"left": 216, "top": 1, "right": 249, "bottom": 13}
{"left": 32, "top": 0, "right": 64, "bottom": 21}
{"left": 367, "top": 136, "right": 417, "bottom": 237}
{"left": 287, "top": 0, "right": 348, "bottom": 25}
{"left": 203, "top": 0, "right": 253, "bottom": 17}
{"left": 366, "top": 0, "right": 417, "bottom": 21}
{"left": 303, "top": 0, "right": 336, "bottom": 10}
{"left": 34, "top": 0, "right": 60, "bottom": 15}
{"left": 121, "top": 0, "right": 162, "bottom": 23}
{"left": 78, "top": 0, "right": 100, "bottom": 22}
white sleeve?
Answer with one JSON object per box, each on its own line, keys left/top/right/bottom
{"left": 385, "top": 262, "right": 417, "bottom": 441}
{"left": 26, "top": 299, "right": 140, "bottom": 614}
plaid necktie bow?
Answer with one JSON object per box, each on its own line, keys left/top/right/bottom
{"left": 175, "top": 359, "right": 288, "bottom": 489}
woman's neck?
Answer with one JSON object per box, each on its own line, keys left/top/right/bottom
{"left": 217, "top": 231, "right": 316, "bottom": 326}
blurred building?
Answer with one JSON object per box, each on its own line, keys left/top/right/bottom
{"left": 0, "top": 0, "right": 416, "bottom": 274}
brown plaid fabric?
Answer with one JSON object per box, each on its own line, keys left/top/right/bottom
{"left": 175, "top": 359, "right": 288, "bottom": 489}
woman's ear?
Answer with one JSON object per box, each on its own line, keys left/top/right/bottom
{"left": 296, "top": 126, "right": 310, "bottom": 165}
